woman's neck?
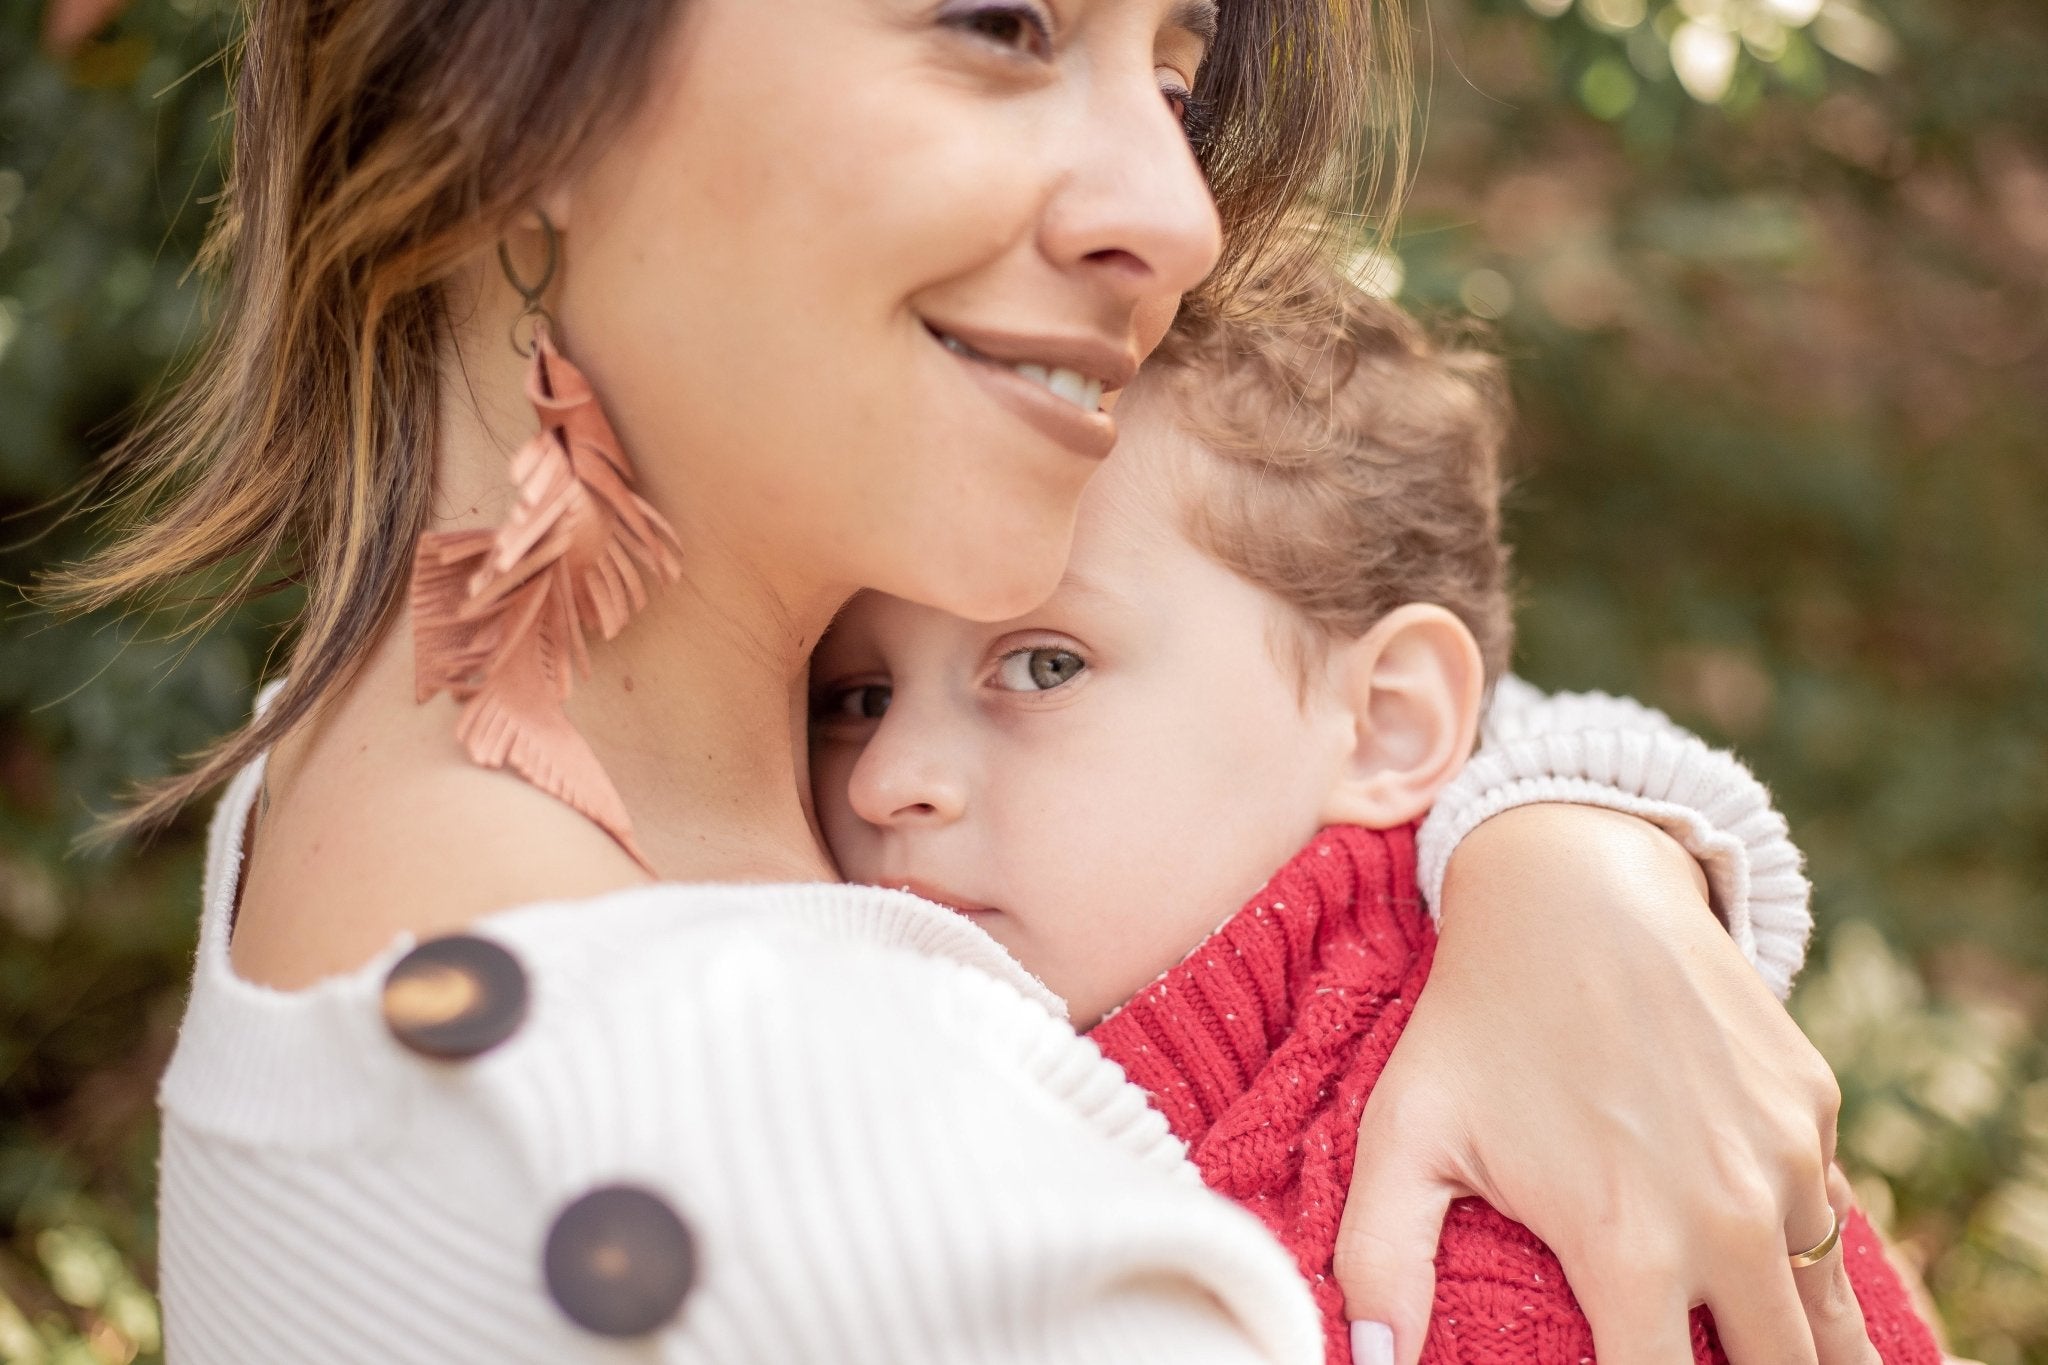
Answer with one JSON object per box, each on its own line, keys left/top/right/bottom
{"left": 422, "top": 309, "right": 851, "bottom": 887}
{"left": 232, "top": 316, "right": 849, "bottom": 990}
{"left": 571, "top": 536, "right": 847, "bottom": 886}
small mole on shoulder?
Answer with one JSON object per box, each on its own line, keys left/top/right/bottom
{"left": 622, "top": 676, "right": 634, "bottom": 693}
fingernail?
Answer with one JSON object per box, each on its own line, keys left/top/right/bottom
{"left": 1351, "top": 1319, "right": 1395, "bottom": 1365}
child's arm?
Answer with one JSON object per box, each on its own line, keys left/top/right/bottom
{"left": 1417, "top": 674, "right": 1810, "bottom": 997}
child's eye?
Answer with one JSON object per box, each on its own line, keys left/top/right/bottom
{"left": 943, "top": 3, "right": 1055, "bottom": 60}
{"left": 993, "top": 647, "right": 1086, "bottom": 693}
{"left": 816, "top": 684, "right": 893, "bottom": 722}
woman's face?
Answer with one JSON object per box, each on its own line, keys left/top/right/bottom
{"left": 556, "top": 0, "right": 1223, "bottom": 622}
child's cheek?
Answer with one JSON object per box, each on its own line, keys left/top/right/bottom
{"left": 1010, "top": 744, "right": 1186, "bottom": 1003}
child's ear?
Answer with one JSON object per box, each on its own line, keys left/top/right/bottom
{"left": 1318, "top": 604, "right": 1486, "bottom": 830}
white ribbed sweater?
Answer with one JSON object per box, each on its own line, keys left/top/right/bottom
{"left": 156, "top": 679, "right": 1810, "bottom": 1362}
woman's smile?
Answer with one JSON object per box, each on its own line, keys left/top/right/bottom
{"left": 925, "top": 319, "right": 1131, "bottom": 460}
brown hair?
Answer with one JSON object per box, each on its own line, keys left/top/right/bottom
{"left": 44, "top": 0, "right": 1411, "bottom": 836}
{"left": 1145, "top": 266, "right": 1515, "bottom": 685}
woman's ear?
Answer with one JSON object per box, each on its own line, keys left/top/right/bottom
{"left": 1318, "top": 604, "right": 1486, "bottom": 830}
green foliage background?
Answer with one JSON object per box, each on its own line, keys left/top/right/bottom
{"left": 0, "top": 0, "right": 2042, "bottom": 1360}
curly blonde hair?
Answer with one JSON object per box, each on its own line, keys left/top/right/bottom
{"left": 1146, "top": 267, "right": 1515, "bottom": 684}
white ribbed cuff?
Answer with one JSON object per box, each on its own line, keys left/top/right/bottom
{"left": 1419, "top": 683, "right": 1812, "bottom": 1001}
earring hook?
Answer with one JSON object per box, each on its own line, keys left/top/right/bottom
{"left": 498, "top": 212, "right": 559, "bottom": 357}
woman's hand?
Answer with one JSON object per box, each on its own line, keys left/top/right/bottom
{"left": 1335, "top": 803, "right": 1879, "bottom": 1365}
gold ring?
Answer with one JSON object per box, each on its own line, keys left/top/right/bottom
{"left": 1788, "top": 1207, "right": 1841, "bottom": 1268}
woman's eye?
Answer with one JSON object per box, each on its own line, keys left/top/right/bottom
{"left": 945, "top": 4, "right": 1054, "bottom": 60}
{"left": 993, "top": 647, "right": 1086, "bottom": 693}
{"left": 818, "top": 684, "right": 892, "bottom": 722}
{"left": 1163, "top": 83, "right": 1218, "bottom": 152}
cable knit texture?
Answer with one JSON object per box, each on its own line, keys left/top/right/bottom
{"left": 155, "top": 754, "right": 1324, "bottom": 1364}
{"left": 1420, "top": 676, "right": 1813, "bottom": 1000}
{"left": 1090, "top": 824, "right": 1940, "bottom": 1365}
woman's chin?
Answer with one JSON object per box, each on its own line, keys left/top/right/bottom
{"left": 880, "top": 512, "right": 1077, "bottom": 624}
{"left": 915, "top": 546, "right": 1071, "bottom": 624}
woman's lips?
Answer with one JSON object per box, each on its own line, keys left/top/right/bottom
{"left": 926, "top": 324, "right": 1123, "bottom": 462}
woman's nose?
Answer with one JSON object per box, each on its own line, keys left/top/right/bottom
{"left": 1039, "top": 74, "right": 1224, "bottom": 304}
{"left": 844, "top": 712, "right": 969, "bottom": 830}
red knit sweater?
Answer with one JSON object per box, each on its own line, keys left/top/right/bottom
{"left": 1089, "top": 824, "right": 1941, "bottom": 1365}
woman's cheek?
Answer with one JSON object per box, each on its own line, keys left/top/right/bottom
{"left": 822, "top": 70, "right": 1051, "bottom": 279}
{"left": 1131, "top": 293, "right": 1185, "bottom": 362}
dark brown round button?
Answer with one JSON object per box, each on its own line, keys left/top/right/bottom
{"left": 380, "top": 934, "right": 528, "bottom": 1059}
{"left": 544, "top": 1184, "right": 697, "bottom": 1338}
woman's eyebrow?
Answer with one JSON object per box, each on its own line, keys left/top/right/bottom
{"left": 1169, "top": 0, "right": 1220, "bottom": 46}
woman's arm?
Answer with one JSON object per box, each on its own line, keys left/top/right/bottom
{"left": 513, "top": 903, "right": 1327, "bottom": 1363}
{"left": 1418, "top": 675, "right": 1812, "bottom": 997}
{"left": 1339, "top": 807, "right": 1877, "bottom": 1365}
{"left": 1336, "top": 673, "right": 1879, "bottom": 1365}
{"left": 162, "top": 888, "right": 1326, "bottom": 1363}
{"left": 538, "top": 923, "right": 1326, "bottom": 1364}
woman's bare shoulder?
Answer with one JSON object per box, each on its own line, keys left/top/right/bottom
{"left": 229, "top": 690, "right": 647, "bottom": 992}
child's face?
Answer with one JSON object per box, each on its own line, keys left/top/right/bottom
{"left": 809, "top": 393, "right": 1359, "bottom": 1027}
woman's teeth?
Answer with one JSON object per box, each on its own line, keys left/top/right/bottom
{"left": 938, "top": 334, "right": 1105, "bottom": 414}
{"left": 1015, "top": 364, "right": 1105, "bottom": 413}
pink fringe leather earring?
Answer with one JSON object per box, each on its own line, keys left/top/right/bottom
{"left": 411, "top": 214, "right": 683, "bottom": 873}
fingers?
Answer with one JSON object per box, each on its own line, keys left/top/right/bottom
{"left": 1694, "top": 1062, "right": 1847, "bottom": 1364}
{"left": 1822, "top": 1162, "right": 1855, "bottom": 1221}
{"left": 1333, "top": 1099, "right": 1460, "bottom": 1365}
{"left": 1702, "top": 1234, "right": 1820, "bottom": 1365}
{"left": 1786, "top": 1174, "right": 1842, "bottom": 1269}
{"left": 1703, "top": 1167, "right": 1876, "bottom": 1365}
{"left": 1797, "top": 1248, "right": 1880, "bottom": 1365}
{"left": 1798, "top": 1168, "right": 1881, "bottom": 1365}
{"left": 1564, "top": 1242, "right": 1697, "bottom": 1365}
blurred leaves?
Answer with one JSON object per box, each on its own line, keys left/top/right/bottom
{"left": 1798, "top": 924, "right": 2048, "bottom": 1359}
{"left": 3, "top": 3, "right": 238, "bottom": 1363}
{"left": 0, "top": 0, "right": 2043, "bottom": 1362}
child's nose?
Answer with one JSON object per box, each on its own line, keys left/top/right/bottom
{"left": 845, "top": 721, "right": 968, "bottom": 829}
